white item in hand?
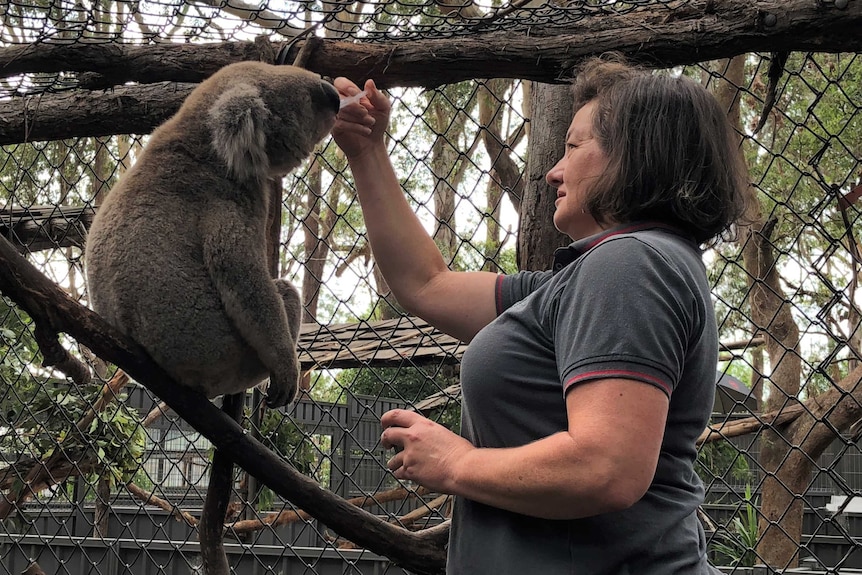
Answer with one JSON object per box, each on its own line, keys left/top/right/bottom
{"left": 339, "top": 90, "right": 368, "bottom": 109}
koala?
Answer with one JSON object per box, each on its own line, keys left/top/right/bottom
{"left": 85, "top": 62, "right": 341, "bottom": 408}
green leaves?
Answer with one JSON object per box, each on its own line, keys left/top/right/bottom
{"left": 1, "top": 380, "right": 147, "bottom": 491}
{"left": 711, "top": 484, "right": 760, "bottom": 567}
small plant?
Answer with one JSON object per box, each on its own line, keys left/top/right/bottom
{"left": 712, "top": 483, "right": 759, "bottom": 568}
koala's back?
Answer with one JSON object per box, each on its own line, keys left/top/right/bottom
{"left": 86, "top": 144, "right": 267, "bottom": 397}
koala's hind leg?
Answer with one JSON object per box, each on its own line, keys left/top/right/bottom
{"left": 266, "top": 279, "right": 302, "bottom": 403}
{"left": 274, "top": 279, "right": 302, "bottom": 343}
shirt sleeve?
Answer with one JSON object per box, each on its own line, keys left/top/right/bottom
{"left": 496, "top": 269, "right": 554, "bottom": 315}
{"left": 551, "top": 237, "right": 700, "bottom": 398}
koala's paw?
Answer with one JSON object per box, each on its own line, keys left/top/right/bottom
{"left": 265, "top": 361, "right": 300, "bottom": 409}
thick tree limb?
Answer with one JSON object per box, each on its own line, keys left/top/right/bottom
{"left": 0, "top": 0, "right": 858, "bottom": 90}
{"left": 0, "top": 82, "right": 194, "bottom": 146}
{"left": 0, "top": 40, "right": 276, "bottom": 87}
{"left": 0, "top": 234, "right": 446, "bottom": 575}
{"left": 1, "top": 0, "right": 860, "bottom": 145}
{"left": 199, "top": 394, "right": 244, "bottom": 575}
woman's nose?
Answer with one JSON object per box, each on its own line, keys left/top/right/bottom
{"left": 546, "top": 159, "right": 564, "bottom": 188}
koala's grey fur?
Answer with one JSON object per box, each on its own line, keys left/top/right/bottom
{"left": 86, "top": 62, "right": 340, "bottom": 407}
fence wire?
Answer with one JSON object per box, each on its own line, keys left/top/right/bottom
{"left": 1, "top": 0, "right": 861, "bottom": 574}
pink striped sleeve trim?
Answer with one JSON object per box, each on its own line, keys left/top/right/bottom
{"left": 564, "top": 369, "right": 672, "bottom": 397}
{"left": 494, "top": 274, "right": 505, "bottom": 316}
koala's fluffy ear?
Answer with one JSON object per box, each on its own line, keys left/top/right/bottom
{"left": 208, "top": 83, "right": 270, "bottom": 181}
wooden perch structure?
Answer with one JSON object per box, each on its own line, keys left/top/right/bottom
{"left": 1, "top": 0, "right": 860, "bottom": 144}
{"left": 0, "top": 206, "right": 95, "bottom": 252}
{"left": 0, "top": 233, "right": 447, "bottom": 575}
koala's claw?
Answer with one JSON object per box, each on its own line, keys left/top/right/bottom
{"left": 265, "top": 368, "right": 300, "bottom": 409}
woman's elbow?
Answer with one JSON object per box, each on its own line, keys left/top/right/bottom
{"left": 601, "top": 475, "right": 651, "bottom": 512}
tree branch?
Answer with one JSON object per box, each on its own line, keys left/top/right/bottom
{"left": 0, "top": 82, "right": 194, "bottom": 146}
{"left": 0, "top": 234, "right": 446, "bottom": 575}
{"left": 229, "top": 486, "right": 429, "bottom": 533}
{"left": 1, "top": 0, "right": 858, "bottom": 89}
{"left": 0, "top": 0, "right": 860, "bottom": 145}
{"left": 125, "top": 481, "right": 199, "bottom": 527}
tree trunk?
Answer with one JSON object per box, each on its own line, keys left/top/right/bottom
{"left": 479, "top": 78, "right": 523, "bottom": 273}
{"left": 301, "top": 159, "right": 329, "bottom": 324}
{"left": 743, "top": 220, "right": 805, "bottom": 569}
{"left": 517, "top": 82, "right": 571, "bottom": 272}
{"left": 430, "top": 105, "right": 460, "bottom": 264}
{"left": 92, "top": 475, "right": 110, "bottom": 538}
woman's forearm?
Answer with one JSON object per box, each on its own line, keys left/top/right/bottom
{"left": 348, "top": 145, "right": 449, "bottom": 313}
{"left": 446, "top": 432, "right": 641, "bottom": 520}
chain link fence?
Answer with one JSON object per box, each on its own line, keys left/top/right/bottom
{"left": 1, "top": 0, "right": 861, "bottom": 573}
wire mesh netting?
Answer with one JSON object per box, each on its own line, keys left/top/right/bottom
{"left": 1, "top": 0, "right": 862, "bottom": 573}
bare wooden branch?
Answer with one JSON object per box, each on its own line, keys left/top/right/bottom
{"left": 0, "top": 0, "right": 859, "bottom": 146}
{"left": 229, "top": 486, "right": 429, "bottom": 533}
{"left": 697, "top": 403, "right": 806, "bottom": 445}
{"left": 697, "top": 361, "right": 862, "bottom": 448}
{"left": 719, "top": 336, "right": 765, "bottom": 352}
{"left": 142, "top": 401, "right": 169, "bottom": 427}
{"left": 33, "top": 323, "right": 91, "bottom": 384}
{"left": 0, "top": 234, "right": 446, "bottom": 575}
{"left": 0, "top": 0, "right": 857, "bottom": 90}
{"left": 75, "top": 370, "right": 131, "bottom": 434}
{"left": 0, "top": 82, "right": 194, "bottom": 146}
{"left": 0, "top": 41, "right": 276, "bottom": 86}
{"left": 397, "top": 494, "right": 450, "bottom": 530}
{"left": 125, "top": 481, "right": 199, "bottom": 527}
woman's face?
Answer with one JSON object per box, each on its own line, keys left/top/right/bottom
{"left": 545, "top": 100, "right": 610, "bottom": 240}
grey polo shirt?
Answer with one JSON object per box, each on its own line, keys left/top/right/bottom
{"left": 448, "top": 223, "right": 720, "bottom": 574}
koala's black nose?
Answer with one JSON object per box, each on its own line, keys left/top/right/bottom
{"left": 320, "top": 80, "right": 341, "bottom": 113}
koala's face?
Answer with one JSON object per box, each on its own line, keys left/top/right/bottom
{"left": 258, "top": 66, "right": 340, "bottom": 175}
{"left": 205, "top": 62, "right": 340, "bottom": 181}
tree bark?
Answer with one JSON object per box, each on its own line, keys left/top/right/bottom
{"left": 2, "top": 0, "right": 861, "bottom": 145}
{"left": 199, "top": 394, "right": 244, "bottom": 575}
{"left": 0, "top": 234, "right": 447, "bottom": 575}
{"left": 92, "top": 476, "right": 111, "bottom": 538}
{"left": 517, "top": 82, "right": 571, "bottom": 271}
{"left": 301, "top": 159, "right": 331, "bottom": 323}
{"left": 1, "top": 0, "right": 859, "bottom": 89}
{"left": 0, "top": 82, "right": 194, "bottom": 146}
{"left": 743, "top": 220, "right": 805, "bottom": 569}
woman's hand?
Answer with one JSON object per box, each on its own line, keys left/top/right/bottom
{"left": 380, "top": 409, "right": 474, "bottom": 494}
{"left": 332, "top": 78, "right": 390, "bottom": 161}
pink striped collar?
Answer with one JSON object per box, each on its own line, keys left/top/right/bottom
{"left": 551, "top": 222, "right": 694, "bottom": 273}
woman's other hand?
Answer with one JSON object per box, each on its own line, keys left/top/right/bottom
{"left": 380, "top": 409, "right": 474, "bottom": 494}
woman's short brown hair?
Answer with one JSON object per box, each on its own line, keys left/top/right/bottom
{"left": 572, "top": 55, "right": 755, "bottom": 244}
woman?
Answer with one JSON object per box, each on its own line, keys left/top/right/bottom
{"left": 332, "top": 55, "right": 753, "bottom": 574}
